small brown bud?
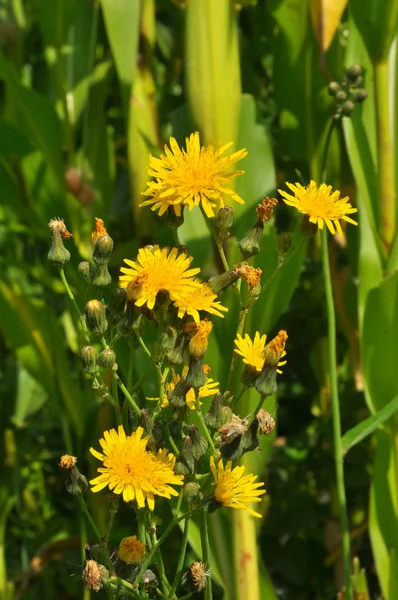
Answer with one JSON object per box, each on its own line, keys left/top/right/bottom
{"left": 59, "top": 455, "right": 77, "bottom": 469}
{"left": 256, "top": 197, "right": 278, "bottom": 222}
{"left": 218, "top": 414, "right": 248, "bottom": 443}
{"left": 182, "top": 561, "right": 207, "bottom": 593}
{"left": 257, "top": 409, "right": 276, "bottom": 435}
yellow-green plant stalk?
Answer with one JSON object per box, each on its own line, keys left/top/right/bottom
{"left": 185, "top": 0, "right": 241, "bottom": 145}
{"left": 128, "top": 0, "right": 158, "bottom": 235}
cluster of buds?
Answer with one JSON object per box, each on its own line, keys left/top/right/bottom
{"left": 328, "top": 64, "right": 368, "bottom": 119}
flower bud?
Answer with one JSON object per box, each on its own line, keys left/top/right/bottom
{"left": 108, "top": 288, "right": 127, "bottom": 323}
{"left": 257, "top": 409, "right": 275, "bottom": 435}
{"left": 342, "top": 100, "right": 355, "bottom": 117}
{"left": 208, "top": 267, "right": 239, "bottom": 296}
{"left": 142, "top": 569, "right": 158, "bottom": 589}
{"left": 238, "top": 221, "right": 264, "bottom": 258}
{"left": 204, "top": 393, "right": 233, "bottom": 430}
{"left": 47, "top": 218, "right": 72, "bottom": 266}
{"left": 91, "top": 264, "right": 112, "bottom": 287}
{"left": 181, "top": 436, "right": 195, "bottom": 472}
{"left": 97, "top": 348, "right": 116, "bottom": 370}
{"left": 93, "top": 235, "right": 114, "bottom": 266}
{"left": 118, "top": 303, "right": 144, "bottom": 336}
{"left": 168, "top": 376, "right": 190, "bottom": 408}
{"left": 186, "top": 321, "right": 213, "bottom": 358}
{"left": 346, "top": 64, "right": 362, "bottom": 81}
{"left": 165, "top": 332, "right": 189, "bottom": 365}
{"left": 186, "top": 356, "right": 206, "bottom": 390}
{"left": 83, "top": 559, "right": 108, "bottom": 592}
{"left": 154, "top": 326, "right": 178, "bottom": 364}
{"left": 92, "top": 217, "right": 108, "bottom": 242}
{"left": 188, "top": 425, "right": 208, "bottom": 459}
{"left": 183, "top": 481, "right": 201, "bottom": 503}
{"left": 182, "top": 561, "right": 207, "bottom": 593}
{"left": 328, "top": 81, "right": 340, "bottom": 97}
{"left": 336, "top": 90, "right": 347, "bottom": 102}
{"left": 216, "top": 206, "right": 234, "bottom": 240}
{"left": 167, "top": 205, "right": 185, "bottom": 229}
{"left": 353, "top": 88, "right": 368, "bottom": 103}
{"left": 81, "top": 345, "right": 98, "bottom": 375}
{"left": 59, "top": 456, "right": 89, "bottom": 495}
{"left": 85, "top": 300, "right": 108, "bottom": 336}
{"left": 78, "top": 261, "right": 92, "bottom": 283}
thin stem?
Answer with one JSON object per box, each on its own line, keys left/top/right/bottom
{"left": 322, "top": 228, "right": 352, "bottom": 600}
{"left": 114, "top": 373, "right": 141, "bottom": 415}
{"left": 136, "top": 333, "right": 153, "bottom": 360}
{"left": 127, "top": 338, "right": 134, "bottom": 392}
{"left": 199, "top": 510, "right": 212, "bottom": 600}
{"left": 171, "top": 228, "right": 180, "bottom": 246}
{"left": 226, "top": 306, "right": 248, "bottom": 391}
{"left": 320, "top": 119, "right": 336, "bottom": 182}
{"left": 112, "top": 376, "right": 122, "bottom": 425}
{"left": 247, "top": 394, "right": 265, "bottom": 427}
{"left": 258, "top": 237, "right": 306, "bottom": 300}
{"left": 169, "top": 516, "right": 190, "bottom": 597}
{"left": 58, "top": 268, "right": 91, "bottom": 343}
{"left": 200, "top": 206, "right": 230, "bottom": 271}
{"left": 104, "top": 506, "right": 119, "bottom": 545}
{"left": 195, "top": 389, "right": 216, "bottom": 454}
{"left": 77, "top": 495, "right": 102, "bottom": 542}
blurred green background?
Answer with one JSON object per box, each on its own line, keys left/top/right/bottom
{"left": 1, "top": 0, "right": 398, "bottom": 598}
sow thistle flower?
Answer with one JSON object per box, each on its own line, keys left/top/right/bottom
{"left": 234, "top": 331, "right": 287, "bottom": 373}
{"left": 278, "top": 180, "right": 358, "bottom": 235}
{"left": 173, "top": 281, "right": 228, "bottom": 323}
{"left": 89, "top": 425, "right": 183, "bottom": 509}
{"left": 210, "top": 456, "right": 266, "bottom": 518}
{"left": 140, "top": 132, "right": 248, "bottom": 218}
{"left": 119, "top": 246, "right": 200, "bottom": 310}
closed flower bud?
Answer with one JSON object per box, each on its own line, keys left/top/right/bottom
{"left": 208, "top": 267, "right": 239, "bottom": 295}
{"left": 174, "top": 455, "right": 192, "bottom": 475}
{"left": 142, "top": 569, "right": 157, "bottom": 589}
{"left": 166, "top": 332, "right": 189, "bottom": 365}
{"left": 81, "top": 345, "right": 98, "bottom": 375}
{"left": 181, "top": 436, "right": 195, "bottom": 472}
{"left": 328, "top": 81, "right": 340, "bottom": 97}
{"left": 336, "top": 90, "right": 347, "bottom": 102}
{"left": 186, "top": 321, "right": 213, "bottom": 358}
{"left": 167, "top": 205, "right": 185, "bottom": 229}
{"left": 78, "top": 261, "right": 92, "bottom": 283}
{"left": 257, "top": 409, "right": 276, "bottom": 435}
{"left": 168, "top": 376, "right": 190, "bottom": 408}
{"left": 346, "top": 64, "right": 362, "bottom": 81}
{"left": 85, "top": 300, "right": 108, "bottom": 336}
{"left": 97, "top": 348, "right": 116, "bottom": 370}
{"left": 276, "top": 233, "right": 292, "bottom": 258}
{"left": 119, "top": 303, "right": 144, "bottom": 336}
{"left": 238, "top": 221, "right": 264, "bottom": 258}
{"left": 186, "top": 356, "right": 207, "bottom": 390}
{"left": 93, "top": 235, "right": 114, "bottom": 265}
{"left": 108, "top": 288, "right": 127, "bottom": 323}
{"left": 342, "top": 100, "right": 355, "bottom": 117}
{"left": 47, "top": 218, "right": 72, "bottom": 266}
{"left": 353, "top": 88, "right": 368, "bottom": 103}
{"left": 240, "top": 364, "right": 259, "bottom": 388}
{"left": 255, "top": 363, "right": 277, "bottom": 397}
{"left": 183, "top": 481, "right": 201, "bottom": 502}
{"left": 91, "top": 263, "right": 112, "bottom": 287}
{"left": 59, "top": 457, "right": 88, "bottom": 495}
{"left": 204, "top": 393, "right": 233, "bottom": 430}
{"left": 188, "top": 425, "right": 208, "bottom": 459}
{"left": 83, "top": 559, "right": 108, "bottom": 592}
{"left": 154, "top": 326, "right": 178, "bottom": 364}
{"left": 216, "top": 206, "right": 234, "bottom": 240}
{"left": 182, "top": 561, "right": 207, "bottom": 593}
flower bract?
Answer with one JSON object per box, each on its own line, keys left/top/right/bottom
{"left": 278, "top": 180, "right": 358, "bottom": 235}
{"left": 210, "top": 456, "right": 266, "bottom": 518}
{"left": 119, "top": 246, "right": 200, "bottom": 310}
{"left": 140, "top": 132, "right": 248, "bottom": 218}
{"left": 89, "top": 426, "right": 183, "bottom": 509}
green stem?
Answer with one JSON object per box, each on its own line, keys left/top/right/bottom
{"left": 77, "top": 495, "right": 102, "bottom": 542}
{"left": 199, "top": 510, "right": 212, "bottom": 600}
{"left": 127, "top": 338, "right": 134, "bottom": 392}
{"left": 136, "top": 333, "right": 153, "bottom": 360}
{"left": 320, "top": 119, "right": 336, "bottom": 182}
{"left": 195, "top": 390, "right": 216, "bottom": 454}
{"left": 169, "top": 516, "right": 190, "bottom": 597}
{"left": 114, "top": 373, "right": 141, "bottom": 415}
{"left": 104, "top": 506, "right": 119, "bottom": 545}
{"left": 112, "top": 376, "right": 122, "bottom": 425}
{"left": 247, "top": 394, "right": 265, "bottom": 427}
{"left": 375, "top": 59, "right": 396, "bottom": 252}
{"left": 58, "top": 268, "right": 91, "bottom": 343}
{"left": 258, "top": 237, "right": 306, "bottom": 300}
{"left": 226, "top": 306, "right": 248, "bottom": 391}
{"left": 200, "top": 206, "right": 230, "bottom": 272}
{"left": 322, "top": 228, "right": 352, "bottom": 600}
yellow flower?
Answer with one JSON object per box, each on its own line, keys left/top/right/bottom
{"left": 185, "top": 320, "right": 213, "bottom": 358}
{"left": 89, "top": 426, "right": 183, "bottom": 509}
{"left": 119, "top": 246, "right": 200, "bottom": 310}
{"left": 150, "top": 365, "right": 219, "bottom": 410}
{"left": 210, "top": 456, "right": 266, "bottom": 518}
{"left": 234, "top": 331, "right": 287, "bottom": 373}
{"left": 173, "top": 281, "right": 228, "bottom": 323}
{"left": 140, "top": 132, "right": 248, "bottom": 218}
{"left": 278, "top": 180, "right": 358, "bottom": 235}
{"left": 119, "top": 536, "right": 147, "bottom": 564}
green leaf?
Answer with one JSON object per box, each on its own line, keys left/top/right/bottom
{"left": 12, "top": 367, "right": 48, "bottom": 428}
{"left": 39, "top": 0, "right": 81, "bottom": 46}
{"left": 350, "top": 0, "right": 398, "bottom": 62}
{"left": 389, "top": 550, "right": 398, "bottom": 600}
{"left": 341, "top": 395, "right": 398, "bottom": 455}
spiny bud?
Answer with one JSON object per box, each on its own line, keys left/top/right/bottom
{"left": 181, "top": 436, "right": 195, "bottom": 472}
{"left": 93, "top": 235, "right": 114, "bottom": 265}
{"left": 183, "top": 481, "right": 201, "bottom": 502}
{"left": 85, "top": 300, "right": 108, "bottom": 336}
{"left": 168, "top": 376, "right": 189, "bottom": 408}
{"left": 167, "top": 206, "right": 184, "bottom": 229}
{"left": 204, "top": 392, "right": 233, "bottom": 430}
{"left": 78, "top": 261, "right": 92, "bottom": 283}
{"left": 47, "top": 218, "right": 72, "bottom": 266}
{"left": 182, "top": 561, "right": 208, "bottom": 593}
{"left": 188, "top": 425, "right": 208, "bottom": 459}
{"left": 208, "top": 267, "right": 239, "bottom": 296}
{"left": 91, "top": 264, "right": 112, "bottom": 287}
{"left": 257, "top": 409, "right": 276, "bottom": 435}
{"left": 81, "top": 346, "right": 98, "bottom": 375}
{"left": 97, "top": 348, "right": 116, "bottom": 370}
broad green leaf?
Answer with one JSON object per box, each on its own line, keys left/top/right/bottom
{"left": 389, "top": 550, "right": 398, "bottom": 600}
{"left": 362, "top": 272, "right": 398, "bottom": 414}
{"left": 369, "top": 430, "right": 398, "bottom": 598}
{"left": 350, "top": 0, "right": 398, "bottom": 62}
{"left": 309, "top": 0, "right": 348, "bottom": 52}
{"left": 99, "top": 0, "right": 141, "bottom": 110}
{"left": 12, "top": 367, "right": 48, "bottom": 428}
{"left": 341, "top": 395, "right": 398, "bottom": 454}
{"left": 39, "top": 0, "right": 81, "bottom": 46}
{"left": 271, "top": 0, "right": 308, "bottom": 63}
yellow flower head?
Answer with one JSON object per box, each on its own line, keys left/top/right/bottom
{"left": 263, "top": 330, "right": 288, "bottom": 367}
{"left": 185, "top": 320, "right": 213, "bottom": 358}
{"left": 119, "top": 536, "right": 147, "bottom": 564}
{"left": 92, "top": 217, "right": 108, "bottom": 242}
{"left": 140, "top": 132, "right": 248, "bottom": 218}
{"left": 152, "top": 365, "right": 219, "bottom": 410}
{"left": 89, "top": 425, "right": 183, "bottom": 509}
{"left": 278, "top": 180, "right": 358, "bottom": 235}
{"left": 173, "top": 281, "right": 228, "bottom": 323}
{"left": 234, "top": 331, "right": 287, "bottom": 373}
{"left": 210, "top": 456, "right": 266, "bottom": 518}
{"left": 119, "top": 246, "right": 200, "bottom": 310}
